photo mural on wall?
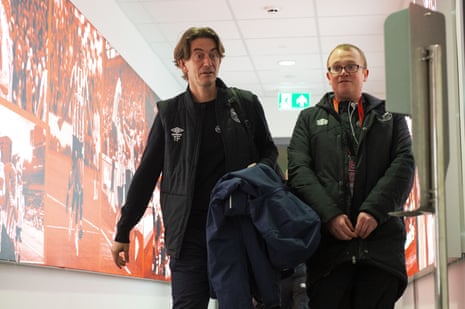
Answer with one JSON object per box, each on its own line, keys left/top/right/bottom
{"left": 0, "top": 0, "right": 170, "bottom": 282}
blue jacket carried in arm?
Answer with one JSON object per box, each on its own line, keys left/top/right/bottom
{"left": 207, "top": 163, "right": 321, "bottom": 309}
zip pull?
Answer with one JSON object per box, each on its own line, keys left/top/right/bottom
{"left": 229, "top": 195, "right": 232, "bottom": 209}
{"left": 352, "top": 256, "right": 356, "bottom": 264}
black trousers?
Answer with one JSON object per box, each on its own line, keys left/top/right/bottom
{"left": 170, "top": 229, "right": 211, "bottom": 309}
{"left": 308, "top": 262, "right": 401, "bottom": 309}
{"left": 280, "top": 263, "right": 309, "bottom": 309}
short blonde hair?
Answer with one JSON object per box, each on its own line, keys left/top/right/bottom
{"left": 326, "top": 43, "right": 367, "bottom": 68}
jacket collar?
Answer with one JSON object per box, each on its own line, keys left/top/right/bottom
{"left": 180, "top": 78, "right": 229, "bottom": 112}
{"left": 317, "top": 92, "right": 384, "bottom": 115}
{"left": 184, "top": 78, "right": 228, "bottom": 99}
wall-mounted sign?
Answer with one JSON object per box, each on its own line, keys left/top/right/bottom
{"left": 278, "top": 92, "right": 310, "bottom": 110}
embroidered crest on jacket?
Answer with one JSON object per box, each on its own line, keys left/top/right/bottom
{"left": 378, "top": 112, "right": 392, "bottom": 122}
{"left": 316, "top": 118, "right": 328, "bottom": 126}
{"left": 171, "top": 127, "right": 184, "bottom": 142}
{"left": 229, "top": 107, "right": 241, "bottom": 123}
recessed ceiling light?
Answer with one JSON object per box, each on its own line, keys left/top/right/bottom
{"left": 278, "top": 60, "right": 296, "bottom": 66}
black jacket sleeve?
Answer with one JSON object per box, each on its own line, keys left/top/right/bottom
{"left": 115, "top": 114, "right": 164, "bottom": 243}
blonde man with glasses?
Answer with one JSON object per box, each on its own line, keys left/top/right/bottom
{"left": 287, "top": 43, "right": 415, "bottom": 308}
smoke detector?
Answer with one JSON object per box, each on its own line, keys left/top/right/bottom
{"left": 265, "top": 7, "right": 279, "bottom": 14}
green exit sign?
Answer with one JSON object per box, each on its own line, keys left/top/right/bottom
{"left": 278, "top": 92, "right": 311, "bottom": 110}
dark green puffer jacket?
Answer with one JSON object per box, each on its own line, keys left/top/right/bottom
{"left": 287, "top": 92, "right": 415, "bottom": 298}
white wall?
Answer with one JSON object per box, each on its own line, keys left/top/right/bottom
{"left": 0, "top": 262, "right": 172, "bottom": 309}
{"left": 265, "top": 108, "right": 301, "bottom": 138}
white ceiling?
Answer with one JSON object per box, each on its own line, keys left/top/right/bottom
{"left": 114, "top": 0, "right": 411, "bottom": 104}
{"left": 71, "top": 0, "right": 414, "bottom": 136}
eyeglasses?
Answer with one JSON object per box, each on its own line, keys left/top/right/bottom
{"left": 328, "top": 63, "right": 365, "bottom": 74}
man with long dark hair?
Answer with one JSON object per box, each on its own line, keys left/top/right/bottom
{"left": 111, "top": 27, "right": 279, "bottom": 309}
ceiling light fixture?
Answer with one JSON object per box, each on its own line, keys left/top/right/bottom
{"left": 278, "top": 60, "right": 296, "bottom": 66}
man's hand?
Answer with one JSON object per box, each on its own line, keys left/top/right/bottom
{"left": 111, "top": 240, "right": 130, "bottom": 269}
{"left": 355, "top": 212, "right": 378, "bottom": 239}
{"left": 327, "top": 214, "right": 357, "bottom": 240}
